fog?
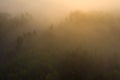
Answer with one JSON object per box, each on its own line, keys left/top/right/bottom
{"left": 1, "top": 0, "right": 120, "bottom": 80}
{"left": 0, "top": 0, "right": 120, "bottom": 22}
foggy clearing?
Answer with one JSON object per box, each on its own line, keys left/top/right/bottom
{"left": 0, "top": 0, "right": 120, "bottom": 80}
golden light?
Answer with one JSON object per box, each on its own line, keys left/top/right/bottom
{"left": 0, "top": 0, "right": 117, "bottom": 13}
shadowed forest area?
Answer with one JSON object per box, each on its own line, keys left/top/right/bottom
{"left": 1, "top": 11, "right": 120, "bottom": 80}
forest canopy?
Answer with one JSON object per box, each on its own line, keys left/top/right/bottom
{"left": 0, "top": 11, "right": 120, "bottom": 80}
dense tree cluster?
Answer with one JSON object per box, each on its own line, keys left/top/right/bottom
{"left": 0, "top": 11, "right": 120, "bottom": 80}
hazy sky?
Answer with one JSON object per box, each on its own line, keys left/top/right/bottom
{"left": 0, "top": 0, "right": 120, "bottom": 22}
{"left": 0, "top": 0, "right": 119, "bottom": 12}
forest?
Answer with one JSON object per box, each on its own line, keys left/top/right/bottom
{"left": 0, "top": 11, "right": 120, "bottom": 80}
